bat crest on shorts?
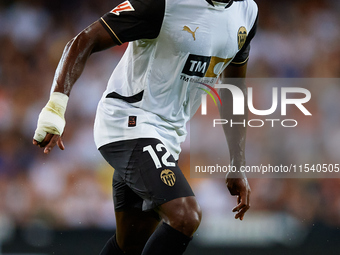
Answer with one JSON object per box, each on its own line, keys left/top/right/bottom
{"left": 160, "top": 169, "right": 176, "bottom": 187}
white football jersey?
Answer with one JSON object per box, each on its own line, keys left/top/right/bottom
{"left": 94, "top": 0, "right": 258, "bottom": 159}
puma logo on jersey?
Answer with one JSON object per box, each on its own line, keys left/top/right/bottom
{"left": 183, "top": 26, "right": 199, "bottom": 41}
{"left": 111, "top": 0, "right": 135, "bottom": 16}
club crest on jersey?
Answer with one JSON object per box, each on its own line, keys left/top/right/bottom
{"left": 160, "top": 169, "right": 176, "bottom": 187}
{"left": 111, "top": 0, "right": 135, "bottom": 16}
{"left": 238, "top": 26, "right": 247, "bottom": 50}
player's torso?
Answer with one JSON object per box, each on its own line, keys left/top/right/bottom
{"left": 95, "top": 0, "right": 257, "bottom": 157}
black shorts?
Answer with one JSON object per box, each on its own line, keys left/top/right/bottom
{"left": 99, "top": 138, "right": 194, "bottom": 212}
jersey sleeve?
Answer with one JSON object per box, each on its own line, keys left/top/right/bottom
{"left": 99, "top": 0, "right": 165, "bottom": 45}
{"left": 231, "top": 13, "right": 259, "bottom": 66}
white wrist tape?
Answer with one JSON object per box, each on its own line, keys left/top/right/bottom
{"left": 33, "top": 92, "right": 69, "bottom": 142}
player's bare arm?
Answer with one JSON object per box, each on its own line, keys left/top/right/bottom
{"left": 219, "top": 63, "right": 250, "bottom": 221}
{"left": 33, "top": 21, "right": 116, "bottom": 154}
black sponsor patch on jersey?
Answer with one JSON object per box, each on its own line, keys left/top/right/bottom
{"left": 182, "top": 54, "right": 211, "bottom": 77}
{"left": 128, "top": 116, "right": 137, "bottom": 127}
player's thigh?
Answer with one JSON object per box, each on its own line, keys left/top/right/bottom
{"left": 99, "top": 140, "right": 161, "bottom": 253}
{"left": 131, "top": 138, "right": 195, "bottom": 211}
{"left": 101, "top": 138, "right": 195, "bottom": 212}
{"left": 115, "top": 208, "right": 160, "bottom": 254}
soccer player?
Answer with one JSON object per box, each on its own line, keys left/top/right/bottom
{"left": 33, "top": 0, "right": 258, "bottom": 254}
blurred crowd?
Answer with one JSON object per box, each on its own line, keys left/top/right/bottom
{"left": 1, "top": 0, "right": 340, "bottom": 233}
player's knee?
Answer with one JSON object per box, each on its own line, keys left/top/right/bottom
{"left": 164, "top": 197, "right": 202, "bottom": 236}
{"left": 186, "top": 203, "right": 202, "bottom": 230}
{"left": 174, "top": 204, "right": 201, "bottom": 236}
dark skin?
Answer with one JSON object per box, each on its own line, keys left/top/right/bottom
{"left": 33, "top": 19, "right": 250, "bottom": 253}
{"left": 221, "top": 64, "right": 251, "bottom": 220}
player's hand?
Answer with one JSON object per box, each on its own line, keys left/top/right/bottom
{"left": 32, "top": 92, "right": 69, "bottom": 154}
{"left": 226, "top": 172, "right": 251, "bottom": 221}
{"left": 33, "top": 134, "right": 65, "bottom": 154}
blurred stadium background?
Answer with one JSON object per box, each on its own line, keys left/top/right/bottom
{"left": 1, "top": 0, "right": 340, "bottom": 254}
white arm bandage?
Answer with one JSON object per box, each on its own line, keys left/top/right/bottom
{"left": 33, "top": 92, "right": 69, "bottom": 143}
